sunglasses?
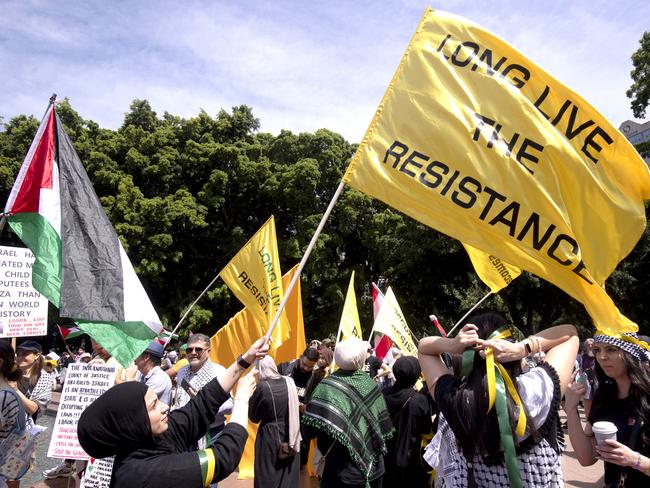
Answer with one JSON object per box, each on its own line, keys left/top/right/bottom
{"left": 186, "top": 347, "right": 207, "bottom": 354}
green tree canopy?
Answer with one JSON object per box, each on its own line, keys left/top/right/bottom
{"left": 1, "top": 100, "right": 647, "bottom": 345}
{"left": 627, "top": 31, "right": 650, "bottom": 119}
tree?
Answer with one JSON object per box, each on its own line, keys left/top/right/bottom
{"left": 1, "top": 99, "right": 647, "bottom": 345}
{"left": 627, "top": 31, "right": 650, "bottom": 119}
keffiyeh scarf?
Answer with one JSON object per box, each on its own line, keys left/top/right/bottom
{"left": 303, "top": 370, "right": 394, "bottom": 481}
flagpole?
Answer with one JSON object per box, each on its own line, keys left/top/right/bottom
{"left": 447, "top": 291, "right": 493, "bottom": 336}
{"left": 263, "top": 180, "right": 346, "bottom": 344}
{"left": 164, "top": 273, "right": 222, "bottom": 347}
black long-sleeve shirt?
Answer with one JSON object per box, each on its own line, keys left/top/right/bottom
{"left": 111, "top": 378, "right": 248, "bottom": 487}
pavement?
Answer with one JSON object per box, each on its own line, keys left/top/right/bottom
{"left": 24, "top": 394, "right": 602, "bottom": 488}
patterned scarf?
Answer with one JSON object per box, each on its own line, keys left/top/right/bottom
{"left": 303, "top": 369, "right": 394, "bottom": 481}
{"left": 593, "top": 332, "right": 650, "bottom": 362}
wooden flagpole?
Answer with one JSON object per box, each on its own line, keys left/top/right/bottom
{"left": 447, "top": 291, "right": 493, "bottom": 337}
{"left": 263, "top": 180, "right": 346, "bottom": 344}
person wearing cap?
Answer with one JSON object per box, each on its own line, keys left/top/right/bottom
{"left": 565, "top": 332, "right": 650, "bottom": 485}
{"left": 14, "top": 340, "right": 54, "bottom": 425}
{"left": 135, "top": 341, "right": 173, "bottom": 405}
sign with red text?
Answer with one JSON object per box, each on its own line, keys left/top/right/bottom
{"left": 0, "top": 245, "right": 48, "bottom": 337}
{"left": 80, "top": 456, "right": 114, "bottom": 488}
{"left": 47, "top": 364, "right": 116, "bottom": 460}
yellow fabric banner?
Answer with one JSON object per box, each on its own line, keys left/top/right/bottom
{"left": 372, "top": 287, "right": 418, "bottom": 357}
{"left": 338, "top": 271, "right": 363, "bottom": 341}
{"left": 344, "top": 9, "right": 650, "bottom": 334}
{"left": 210, "top": 265, "right": 306, "bottom": 479}
{"left": 463, "top": 243, "right": 521, "bottom": 293}
{"left": 219, "top": 215, "right": 290, "bottom": 347}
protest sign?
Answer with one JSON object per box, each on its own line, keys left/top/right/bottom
{"left": 47, "top": 364, "right": 116, "bottom": 460}
{"left": 80, "top": 457, "right": 115, "bottom": 488}
{"left": 0, "top": 245, "right": 48, "bottom": 337}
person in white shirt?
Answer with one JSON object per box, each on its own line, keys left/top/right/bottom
{"left": 174, "top": 334, "right": 232, "bottom": 447}
{"left": 135, "top": 341, "right": 173, "bottom": 405}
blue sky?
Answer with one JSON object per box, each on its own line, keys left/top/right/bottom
{"left": 1, "top": 0, "right": 648, "bottom": 142}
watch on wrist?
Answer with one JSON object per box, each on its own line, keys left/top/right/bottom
{"left": 237, "top": 354, "right": 252, "bottom": 369}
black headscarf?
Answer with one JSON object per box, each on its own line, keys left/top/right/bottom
{"left": 77, "top": 381, "right": 153, "bottom": 458}
{"left": 383, "top": 356, "right": 425, "bottom": 468}
{"left": 392, "top": 356, "right": 421, "bottom": 389}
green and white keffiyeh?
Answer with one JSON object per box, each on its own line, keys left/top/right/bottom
{"left": 302, "top": 369, "right": 394, "bottom": 481}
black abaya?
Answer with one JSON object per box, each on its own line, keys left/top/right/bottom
{"left": 249, "top": 377, "right": 300, "bottom": 488}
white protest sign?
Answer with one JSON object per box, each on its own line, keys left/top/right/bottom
{"left": 48, "top": 364, "right": 116, "bottom": 460}
{"left": 80, "top": 457, "right": 115, "bottom": 488}
{"left": 0, "top": 245, "right": 48, "bottom": 337}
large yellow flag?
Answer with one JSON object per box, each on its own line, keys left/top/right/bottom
{"left": 337, "top": 271, "right": 363, "bottom": 341}
{"left": 344, "top": 9, "right": 650, "bottom": 334}
{"left": 210, "top": 265, "right": 306, "bottom": 479}
{"left": 219, "top": 216, "right": 290, "bottom": 346}
{"left": 372, "top": 287, "right": 418, "bottom": 357}
{"left": 463, "top": 243, "right": 521, "bottom": 293}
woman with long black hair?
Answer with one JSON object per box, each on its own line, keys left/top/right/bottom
{"left": 565, "top": 332, "right": 650, "bottom": 486}
{"left": 418, "top": 313, "right": 577, "bottom": 487}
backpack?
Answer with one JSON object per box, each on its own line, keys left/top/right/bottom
{"left": 0, "top": 388, "right": 40, "bottom": 480}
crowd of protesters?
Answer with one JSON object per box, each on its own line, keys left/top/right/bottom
{"left": 2, "top": 313, "right": 650, "bottom": 488}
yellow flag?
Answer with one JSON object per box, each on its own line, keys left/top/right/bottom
{"left": 344, "top": 9, "right": 650, "bottom": 334}
{"left": 210, "top": 265, "right": 306, "bottom": 480}
{"left": 463, "top": 243, "right": 521, "bottom": 293}
{"left": 337, "top": 271, "right": 363, "bottom": 341}
{"left": 219, "top": 216, "right": 290, "bottom": 347}
{"left": 372, "top": 287, "right": 418, "bottom": 357}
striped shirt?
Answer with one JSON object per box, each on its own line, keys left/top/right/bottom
{"left": 0, "top": 388, "right": 20, "bottom": 442}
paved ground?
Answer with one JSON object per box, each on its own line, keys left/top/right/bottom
{"left": 24, "top": 395, "right": 602, "bottom": 487}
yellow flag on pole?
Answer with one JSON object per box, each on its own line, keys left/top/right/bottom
{"left": 463, "top": 243, "right": 521, "bottom": 293}
{"left": 210, "top": 264, "right": 306, "bottom": 479}
{"left": 343, "top": 9, "right": 650, "bottom": 334}
{"left": 338, "top": 271, "right": 363, "bottom": 341}
{"left": 372, "top": 287, "right": 418, "bottom": 357}
{"left": 219, "top": 216, "right": 290, "bottom": 347}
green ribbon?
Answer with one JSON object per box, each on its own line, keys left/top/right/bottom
{"left": 494, "top": 365, "right": 523, "bottom": 488}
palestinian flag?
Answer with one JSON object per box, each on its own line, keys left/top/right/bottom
{"left": 57, "top": 324, "right": 84, "bottom": 341}
{"left": 371, "top": 282, "right": 392, "bottom": 360}
{"left": 4, "top": 102, "right": 162, "bottom": 366}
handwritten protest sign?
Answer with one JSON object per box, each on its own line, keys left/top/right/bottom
{"left": 80, "top": 457, "right": 115, "bottom": 488}
{"left": 0, "top": 245, "right": 48, "bottom": 337}
{"left": 47, "top": 364, "right": 116, "bottom": 460}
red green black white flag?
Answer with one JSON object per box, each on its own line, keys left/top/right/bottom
{"left": 4, "top": 102, "right": 162, "bottom": 366}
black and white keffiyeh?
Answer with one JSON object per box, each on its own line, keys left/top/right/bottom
{"left": 593, "top": 333, "right": 650, "bottom": 362}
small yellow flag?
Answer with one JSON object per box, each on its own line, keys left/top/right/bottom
{"left": 338, "top": 271, "right": 363, "bottom": 341}
{"left": 219, "top": 216, "right": 290, "bottom": 347}
{"left": 372, "top": 287, "right": 418, "bottom": 357}
{"left": 463, "top": 243, "right": 521, "bottom": 293}
{"left": 210, "top": 265, "right": 306, "bottom": 480}
{"left": 344, "top": 9, "right": 650, "bottom": 334}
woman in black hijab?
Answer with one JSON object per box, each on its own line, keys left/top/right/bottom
{"left": 78, "top": 338, "right": 269, "bottom": 488}
{"left": 382, "top": 355, "right": 433, "bottom": 487}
